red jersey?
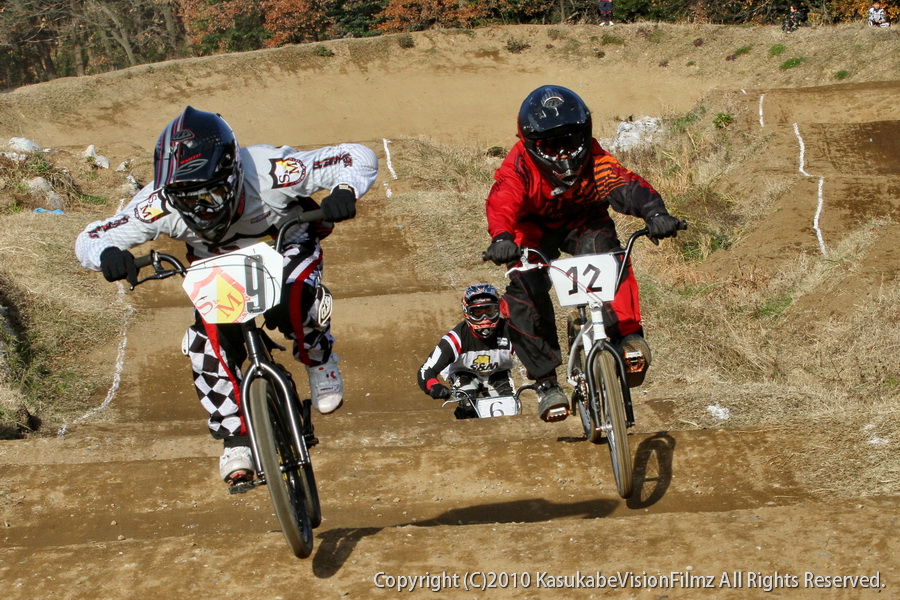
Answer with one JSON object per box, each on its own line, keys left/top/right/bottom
{"left": 486, "top": 139, "right": 667, "bottom": 246}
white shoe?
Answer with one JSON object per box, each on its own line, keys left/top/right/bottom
{"left": 306, "top": 353, "right": 343, "bottom": 414}
{"left": 220, "top": 446, "right": 254, "bottom": 483}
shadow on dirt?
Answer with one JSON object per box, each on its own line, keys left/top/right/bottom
{"left": 313, "top": 497, "right": 621, "bottom": 578}
{"left": 627, "top": 432, "right": 676, "bottom": 510}
{"left": 311, "top": 432, "right": 675, "bottom": 578}
{"left": 555, "top": 430, "right": 676, "bottom": 510}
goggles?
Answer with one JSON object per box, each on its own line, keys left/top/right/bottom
{"left": 465, "top": 303, "right": 500, "bottom": 322}
{"left": 166, "top": 183, "right": 231, "bottom": 219}
{"left": 534, "top": 132, "right": 586, "bottom": 161}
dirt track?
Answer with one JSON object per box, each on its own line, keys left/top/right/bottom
{"left": 1, "top": 24, "right": 898, "bottom": 600}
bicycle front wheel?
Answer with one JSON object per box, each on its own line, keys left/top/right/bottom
{"left": 248, "top": 377, "right": 314, "bottom": 558}
{"left": 595, "top": 350, "right": 633, "bottom": 498}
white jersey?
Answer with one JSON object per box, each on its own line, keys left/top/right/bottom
{"left": 76, "top": 143, "right": 378, "bottom": 269}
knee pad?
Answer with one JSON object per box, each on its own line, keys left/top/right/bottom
{"left": 314, "top": 284, "right": 333, "bottom": 327}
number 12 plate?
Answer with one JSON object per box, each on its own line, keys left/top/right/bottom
{"left": 549, "top": 253, "right": 619, "bottom": 306}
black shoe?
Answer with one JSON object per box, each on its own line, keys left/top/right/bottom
{"left": 536, "top": 380, "right": 568, "bottom": 422}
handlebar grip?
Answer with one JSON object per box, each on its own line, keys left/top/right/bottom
{"left": 482, "top": 248, "right": 524, "bottom": 263}
{"left": 134, "top": 253, "right": 153, "bottom": 270}
{"left": 296, "top": 208, "right": 325, "bottom": 224}
{"left": 677, "top": 219, "right": 689, "bottom": 231}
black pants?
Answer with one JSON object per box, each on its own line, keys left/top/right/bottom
{"left": 501, "top": 221, "right": 632, "bottom": 380}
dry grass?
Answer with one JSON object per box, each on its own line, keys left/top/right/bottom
{"left": 384, "top": 136, "right": 505, "bottom": 289}
{"left": 0, "top": 209, "right": 124, "bottom": 435}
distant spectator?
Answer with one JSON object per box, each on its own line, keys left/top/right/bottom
{"left": 782, "top": 4, "right": 807, "bottom": 33}
{"left": 868, "top": 1, "right": 891, "bottom": 26}
{"left": 598, "top": 0, "right": 614, "bottom": 25}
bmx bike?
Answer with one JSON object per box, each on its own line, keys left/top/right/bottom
{"left": 130, "top": 209, "right": 326, "bottom": 558}
{"left": 502, "top": 222, "right": 686, "bottom": 498}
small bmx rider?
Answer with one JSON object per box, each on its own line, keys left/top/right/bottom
{"left": 75, "top": 106, "right": 378, "bottom": 485}
{"left": 482, "top": 85, "right": 683, "bottom": 423}
{"left": 418, "top": 284, "right": 516, "bottom": 419}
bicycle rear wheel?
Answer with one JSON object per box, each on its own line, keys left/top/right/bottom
{"left": 249, "top": 377, "right": 314, "bottom": 558}
{"left": 595, "top": 350, "right": 633, "bottom": 498}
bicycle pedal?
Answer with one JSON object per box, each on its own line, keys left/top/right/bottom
{"left": 544, "top": 407, "right": 569, "bottom": 422}
{"left": 228, "top": 479, "right": 263, "bottom": 495}
{"left": 624, "top": 351, "right": 647, "bottom": 374}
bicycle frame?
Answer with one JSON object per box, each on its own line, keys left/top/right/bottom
{"left": 572, "top": 315, "right": 637, "bottom": 428}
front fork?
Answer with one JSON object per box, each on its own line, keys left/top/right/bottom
{"left": 240, "top": 321, "right": 311, "bottom": 482}
{"left": 567, "top": 304, "right": 635, "bottom": 428}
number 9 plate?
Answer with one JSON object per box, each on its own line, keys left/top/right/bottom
{"left": 182, "top": 242, "right": 284, "bottom": 324}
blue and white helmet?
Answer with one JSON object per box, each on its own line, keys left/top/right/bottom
{"left": 462, "top": 283, "right": 501, "bottom": 339}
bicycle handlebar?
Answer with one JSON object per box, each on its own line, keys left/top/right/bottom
{"left": 481, "top": 219, "right": 687, "bottom": 263}
{"left": 442, "top": 384, "right": 536, "bottom": 407}
{"left": 134, "top": 253, "right": 155, "bottom": 270}
{"left": 128, "top": 209, "right": 328, "bottom": 289}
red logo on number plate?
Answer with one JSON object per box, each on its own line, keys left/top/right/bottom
{"left": 188, "top": 266, "right": 248, "bottom": 324}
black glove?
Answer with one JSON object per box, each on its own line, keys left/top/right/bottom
{"left": 99, "top": 247, "right": 138, "bottom": 285}
{"left": 428, "top": 384, "right": 451, "bottom": 400}
{"left": 320, "top": 185, "right": 356, "bottom": 222}
{"left": 483, "top": 233, "right": 519, "bottom": 265}
{"left": 647, "top": 212, "right": 682, "bottom": 241}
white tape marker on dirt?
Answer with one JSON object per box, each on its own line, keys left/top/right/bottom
{"left": 793, "top": 123, "right": 811, "bottom": 176}
{"left": 793, "top": 123, "right": 828, "bottom": 256}
{"left": 58, "top": 193, "right": 135, "bottom": 437}
{"left": 57, "top": 295, "right": 134, "bottom": 437}
{"left": 758, "top": 94, "right": 765, "bottom": 128}
{"left": 382, "top": 138, "right": 398, "bottom": 198}
{"left": 813, "top": 176, "right": 828, "bottom": 256}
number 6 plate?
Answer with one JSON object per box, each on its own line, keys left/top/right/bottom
{"left": 182, "top": 242, "right": 284, "bottom": 324}
{"left": 548, "top": 253, "right": 619, "bottom": 306}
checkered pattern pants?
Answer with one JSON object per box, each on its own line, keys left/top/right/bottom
{"left": 185, "top": 240, "right": 334, "bottom": 440}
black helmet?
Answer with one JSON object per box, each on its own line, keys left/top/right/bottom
{"left": 154, "top": 106, "right": 244, "bottom": 243}
{"left": 517, "top": 85, "right": 592, "bottom": 189}
{"left": 462, "top": 283, "right": 501, "bottom": 339}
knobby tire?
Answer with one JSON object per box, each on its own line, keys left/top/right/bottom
{"left": 596, "top": 350, "right": 634, "bottom": 498}
{"left": 249, "top": 378, "right": 314, "bottom": 558}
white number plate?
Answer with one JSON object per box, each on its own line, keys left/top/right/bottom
{"left": 474, "top": 396, "right": 520, "bottom": 418}
{"left": 548, "top": 253, "right": 619, "bottom": 306}
{"left": 182, "top": 242, "right": 284, "bottom": 324}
